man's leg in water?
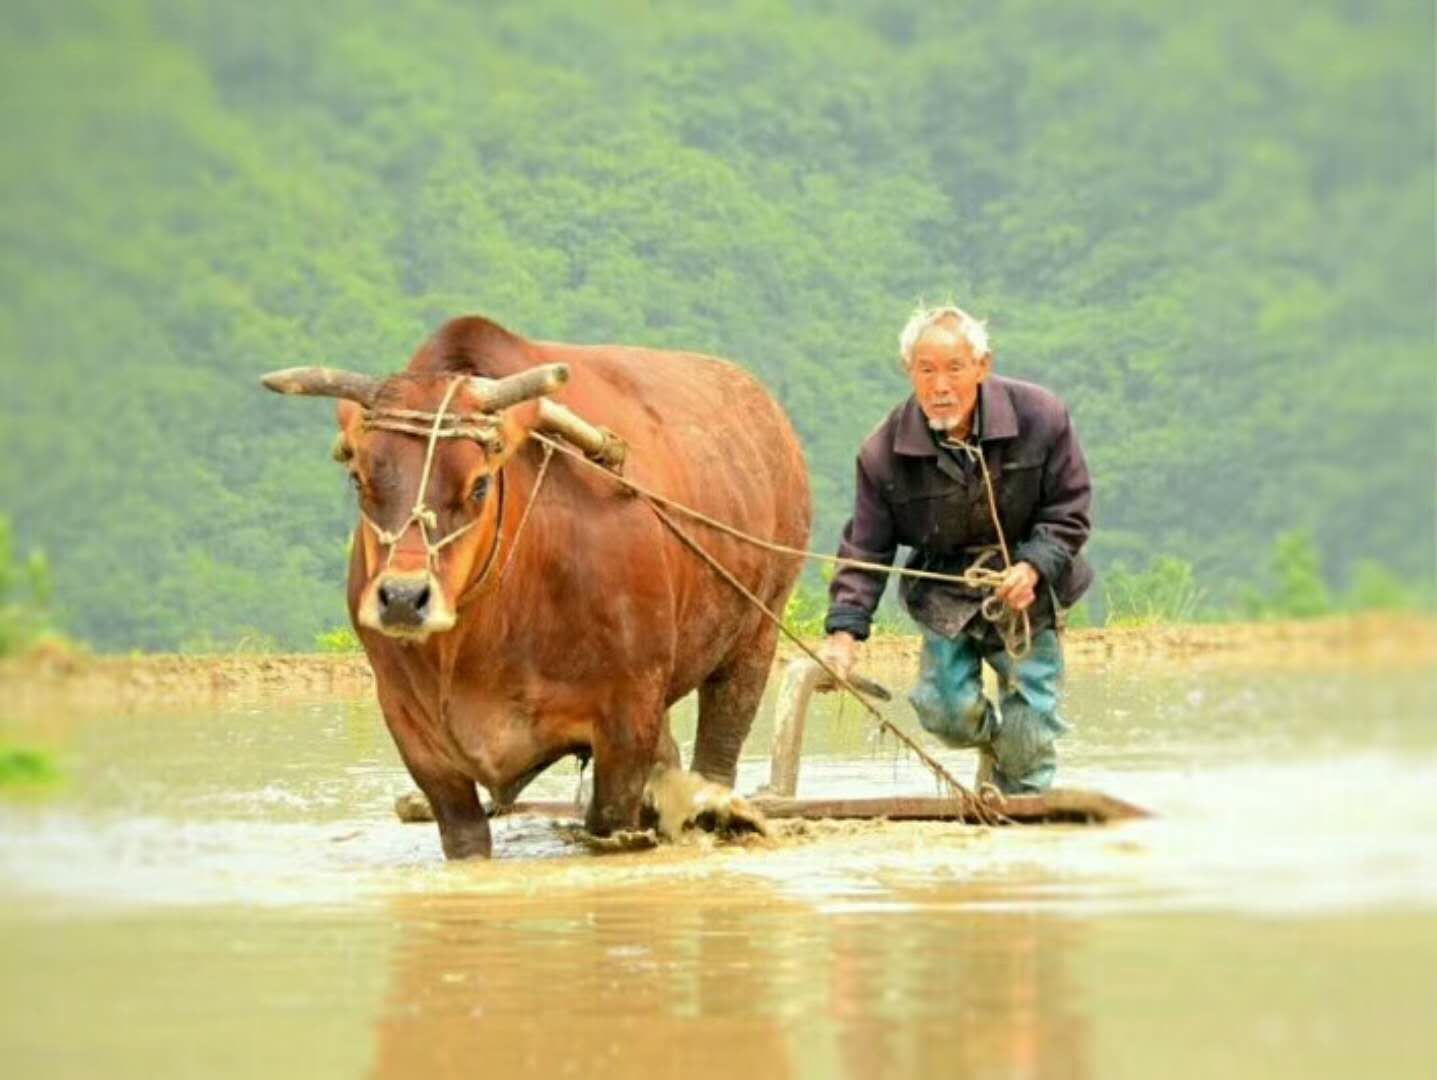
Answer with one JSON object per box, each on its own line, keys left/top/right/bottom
{"left": 908, "top": 626, "right": 997, "bottom": 750}
{"left": 983, "top": 629, "right": 1069, "bottom": 794}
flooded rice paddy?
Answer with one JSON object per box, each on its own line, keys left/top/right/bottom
{"left": 2, "top": 645, "right": 1435, "bottom": 1078}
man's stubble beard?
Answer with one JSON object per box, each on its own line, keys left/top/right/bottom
{"left": 927, "top": 413, "right": 963, "bottom": 433}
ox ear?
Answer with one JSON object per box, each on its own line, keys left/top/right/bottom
{"left": 332, "top": 400, "right": 364, "bottom": 463}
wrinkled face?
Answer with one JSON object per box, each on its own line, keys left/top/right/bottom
{"left": 333, "top": 381, "right": 536, "bottom": 642}
{"left": 907, "top": 318, "right": 991, "bottom": 433}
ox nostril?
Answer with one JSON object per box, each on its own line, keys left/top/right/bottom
{"left": 375, "top": 579, "right": 433, "bottom": 628}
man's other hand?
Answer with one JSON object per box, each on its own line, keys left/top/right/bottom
{"left": 817, "top": 630, "right": 861, "bottom": 685}
{"left": 995, "top": 561, "right": 1040, "bottom": 612}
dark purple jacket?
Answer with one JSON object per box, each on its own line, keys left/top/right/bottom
{"left": 825, "top": 375, "right": 1093, "bottom": 641}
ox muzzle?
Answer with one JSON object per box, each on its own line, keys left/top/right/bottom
{"left": 377, "top": 575, "right": 432, "bottom": 629}
{"left": 359, "top": 570, "right": 457, "bottom": 639}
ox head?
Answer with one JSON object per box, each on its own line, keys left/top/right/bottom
{"left": 260, "top": 363, "right": 568, "bottom": 642}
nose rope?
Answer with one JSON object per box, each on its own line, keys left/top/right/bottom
{"left": 359, "top": 376, "right": 488, "bottom": 574}
{"left": 354, "top": 378, "right": 557, "bottom": 611}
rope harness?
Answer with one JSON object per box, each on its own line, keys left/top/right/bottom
{"left": 525, "top": 431, "right": 1033, "bottom": 660}
{"left": 357, "top": 376, "right": 554, "bottom": 602}
{"left": 352, "top": 385, "right": 1032, "bottom": 825}
{"left": 528, "top": 431, "right": 1020, "bottom": 825}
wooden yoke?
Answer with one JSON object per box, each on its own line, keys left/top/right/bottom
{"left": 467, "top": 370, "right": 626, "bottom": 471}
{"left": 536, "top": 399, "right": 627, "bottom": 471}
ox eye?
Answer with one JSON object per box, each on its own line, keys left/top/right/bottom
{"left": 470, "top": 476, "right": 491, "bottom": 503}
{"left": 349, "top": 472, "right": 363, "bottom": 494}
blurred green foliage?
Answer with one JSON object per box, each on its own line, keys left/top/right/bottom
{"left": 1063, "top": 601, "right": 1094, "bottom": 631}
{"left": 0, "top": 515, "right": 54, "bottom": 656}
{"left": 1343, "top": 561, "right": 1411, "bottom": 613}
{"left": 1100, "top": 531, "right": 1424, "bottom": 626}
{"left": 1104, "top": 555, "right": 1206, "bottom": 627}
{"left": 1238, "top": 529, "right": 1425, "bottom": 620}
{"left": 784, "top": 563, "right": 912, "bottom": 638}
{"left": 1260, "top": 529, "right": 1334, "bottom": 619}
{"left": 314, "top": 625, "right": 362, "bottom": 653}
{"left": 0, "top": 745, "right": 61, "bottom": 789}
{"left": 783, "top": 582, "right": 831, "bottom": 640}
{"left": 0, "top": 1, "right": 1432, "bottom": 651}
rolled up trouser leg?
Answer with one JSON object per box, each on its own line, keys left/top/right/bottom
{"left": 908, "top": 627, "right": 997, "bottom": 749}
{"left": 983, "top": 629, "right": 1069, "bottom": 794}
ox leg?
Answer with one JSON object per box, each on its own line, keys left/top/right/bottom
{"left": 375, "top": 683, "right": 491, "bottom": 860}
{"left": 691, "top": 620, "right": 779, "bottom": 787}
{"left": 414, "top": 770, "right": 492, "bottom": 860}
{"left": 586, "top": 686, "right": 665, "bottom": 837}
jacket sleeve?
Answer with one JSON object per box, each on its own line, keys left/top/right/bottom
{"left": 1012, "top": 406, "right": 1092, "bottom": 586}
{"left": 824, "top": 455, "right": 897, "bottom": 641}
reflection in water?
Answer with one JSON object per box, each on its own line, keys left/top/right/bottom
{"left": 368, "top": 885, "right": 1092, "bottom": 1080}
{"left": 371, "top": 888, "right": 798, "bottom": 1079}
{"left": 0, "top": 653, "right": 1434, "bottom": 1077}
{"left": 826, "top": 902, "right": 1089, "bottom": 1080}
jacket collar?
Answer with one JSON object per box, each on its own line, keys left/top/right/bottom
{"left": 892, "top": 376, "right": 1019, "bottom": 457}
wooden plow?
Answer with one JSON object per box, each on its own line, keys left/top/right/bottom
{"left": 394, "top": 657, "right": 1149, "bottom": 829}
{"left": 752, "top": 657, "right": 1148, "bottom": 825}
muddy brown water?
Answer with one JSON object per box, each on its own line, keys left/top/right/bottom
{"left": 2, "top": 644, "right": 1435, "bottom": 1078}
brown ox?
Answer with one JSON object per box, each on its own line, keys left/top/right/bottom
{"left": 263, "top": 316, "right": 811, "bottom": 858}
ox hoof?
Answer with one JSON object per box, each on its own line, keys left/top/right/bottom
{"left": 642, "top": 764, "right": 770, "bottom": 842}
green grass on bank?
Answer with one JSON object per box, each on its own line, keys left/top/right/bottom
{"left": 0, "top": 746, "right": 61, "bottom": 790}
{"left": 1085, "top": 530, "right": 1426, "bottom": 629}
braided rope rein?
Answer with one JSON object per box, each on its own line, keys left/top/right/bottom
{"left": 529, "top": 431, "right": 1018, "bottom": 825}
{"left": 524, "top": 431, "right": 1032, "bottom": 660}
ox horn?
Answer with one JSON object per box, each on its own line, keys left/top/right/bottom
{"left": 260, "top": 367, "right": 382, "bottom": 407}
{"left": 467, "top": 363, "right": 570, "bottom": 412}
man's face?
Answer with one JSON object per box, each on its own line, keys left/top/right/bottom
{"left": 907, "top": 320, "right": 991, "bottom": 432}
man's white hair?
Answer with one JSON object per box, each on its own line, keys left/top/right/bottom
{"left": 898, "top": 304, "right": 991, "bottom": 368}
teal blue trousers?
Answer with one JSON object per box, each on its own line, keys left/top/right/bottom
{"left": 908, "top": 626, "right": 1069, "bottom": 794}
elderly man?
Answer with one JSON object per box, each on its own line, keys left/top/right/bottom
{"left": 820, "top": 305, "right": 1093, "bottom": 793}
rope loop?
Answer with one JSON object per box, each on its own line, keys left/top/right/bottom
{"left": 358, "top": 376, "right": 499, "bottom": 576}
{"left": 350, "top": 380, "right": 560, "bottom": 611}
{"left": 526, "top": 430, "right": 1044, "bottom": 824}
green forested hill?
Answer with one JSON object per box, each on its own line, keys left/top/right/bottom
{"left": 1, "top": 0, "right": 1432, "bottom": 650}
